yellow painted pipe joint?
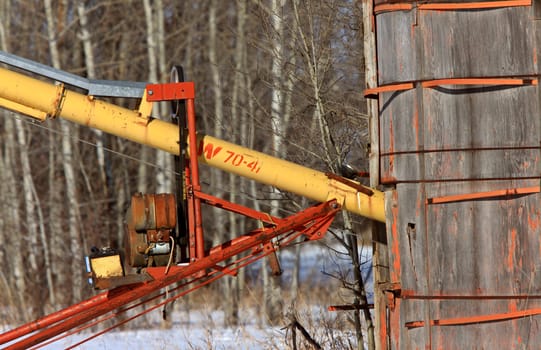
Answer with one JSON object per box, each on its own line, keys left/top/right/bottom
{"left": 0, "top": 65, "right": 386, "bottom": 223}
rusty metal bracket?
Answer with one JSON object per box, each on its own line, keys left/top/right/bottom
{"left": 364, "top": 77, "right": 538, "bottom": 99}
{"left": 325, "top": 172, "right": 374, "bottom": 196}
{"left": 0, "top": 200, "right": 340, "bottom": 349}
{"left": 379, "top": 282, "right": 402, "bottom": 311}
{"left": 405, "top": 306, "right": 541, "bottom": 329}
{"left": 373, "top": 0, "right": 532, "bottom": 15}
{"left": 426, "top": 186, "right": 540, "bottom": 204}
{"left": 328, "top": 304, "right": 374, "bottom": 312}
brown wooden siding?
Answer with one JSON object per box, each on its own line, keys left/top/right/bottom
{"left": 373, "top": 1, "right": 541, "bottom": 348}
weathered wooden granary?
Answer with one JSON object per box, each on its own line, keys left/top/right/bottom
{"left": 366, "top": 1, "right": 541, "bottom": 348}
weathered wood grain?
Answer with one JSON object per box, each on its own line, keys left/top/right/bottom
{"left": 376, "top": 2, "right": 541, "bottom": 348}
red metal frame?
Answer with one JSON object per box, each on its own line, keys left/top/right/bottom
{"left": 0, "top": 82, "right": 341, "bottom": 349}
{"left": 1, "top": 200, "right": 339, "bottom": 349}
{"left": 145, "top": 82, "right": 205, "bottom": 261}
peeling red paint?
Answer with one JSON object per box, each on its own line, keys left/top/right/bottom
{"left": 447, "top": 211, "right": 458, "bottom": 237}
{"left": 388, "top": 111, "right": 394, "bottom": 174}
{"left": 381, "top": 176, "right": 398, "bottom": 184}
{"left": 508, "top": 228, "right": 517, "bottom": 271}
{"left": 527, "top": 210, "right": 540, "bottom": 231}
{"left": 379, "top": 300, "right": 388, "bottom": 349}
{"left": 391, "top": 298, "right": 400, "bottom": 348}
{"left": 508, "top": 300, "right": 518, "bottom": 313}
{"left": 373, "top": 1, "right": 540, "bottom": 348}
{"left": 413, "top": 100, "right": 419, "bottom": 151}
{"left": 391, "top": 191, "right": 401, "bottom": 282}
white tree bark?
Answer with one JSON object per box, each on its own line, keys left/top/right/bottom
{"left": 139, "top": 0, "right": 157, "bottom": 194}
{"left": 1, "top": 0, "right": 55, "bottom": 315}
{"left": 44, "top": 3, "right": 66, "bottom": 297}
{"left": 0, "top": 114, "right": 29, "bottom": 320}
{"left": 209, "top": 0, "right": 233, "bottom": 326}
{"left": 115, "top": 140, "right": 129, "bottom": 247}
{"left": 77, "top": 0, "right": 107, "bottom": 193}
{"left": 283, "top": 35, "right": 298, "bottom": 298}
{"left": 270, "top": 0, "right": 285, "bottom": 158}
{"left": 0, "top": 1, "right": 26, "bottom": 318}
{"left": 15, "top": 118, "right": 55, "bottom": 307}
{"left": 245, "top": 61, "right": 266, "bottom": 326}
{"left": 156, "top": 0, "right": 173, "bottom": 194}
{"left": 291, "top": 0, "right": 339, "bottom": 171}
{"left": 45, "top": 0, "right": 84, "bottom": 303}
{"left": 223, "top": 0, "right": 250, "bottom": 326}
{"left": 265, "top": 0, "right": 288, "bottom": 325}
{"left": 208, "top": 0, "right": 226, "bottom": 244}
{"left": 143, "top": 0, "right": 172, "bottom": 194}
{"left": 290, "top": 3, "right": 375, "bottom": 348}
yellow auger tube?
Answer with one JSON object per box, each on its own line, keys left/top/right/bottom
{"left": 0, "top": 66, "right": 385, "bottom": 223}
{"left": 195, "top": 135, "right": 385, "bottom": 222}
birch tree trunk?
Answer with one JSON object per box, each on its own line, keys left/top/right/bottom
{"left": 0, "top": 1, "right": 26, "bottom": 320}
{"left": 245, "top": 59, "right": 267, "bottom": 326}
{"left": 270, "top": 0, "right": 285, "bottom": 157}
{"left": 283, "top": 42, "right": 298, "bottom": 298}
{"left": 291, "top": 0, "right": 340, "bottom": 171}
{"left": 264, "top": 0, "right": 287, "bottom": 326}
{"left": 15, "top": 118, "right": 55, "bottom": 311}
{"left": 1, "top": 0, "right": 55, "bottom": 317}
{"left": 76, "top": 0, "right": 108, "bottom": 195}
{"left": 208, "top": 0, "right": 225, "bottom": 237}
{"left": 45, "top": 0, "right": 84, "bottom": 304}
{"left": 236, "top": 0, "right": 252, "bottom": 297}
{"left": 0, "top": 0, "right": 370, "bottom": 335}
{"left": 0, "top": 115, "right": 29, "bottom": 320}
{"left": 291, "top": 2, "right": 375, "bottom": 347}
{"left": 209, "top": 0, "right": 235, "bottom": 326}
{"left": 116, "top": 30, "right": 133, "bottom": 246}
{"left": 223, "top": 0, "right": 250, "bottom": 326}
{"left": 139, "top": 0, "right": 157, "bottom": 195}
{"left": 155, "top": 0, "right": 173, "bottom": 194}
{"left": 143, "top": 0, "right": 172, "bottom": 194}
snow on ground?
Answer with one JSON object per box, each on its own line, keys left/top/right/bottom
{"left": 48, "top": 307, "right": 358, "bottom": 350}
{"left": 49, "top": 321, "right": 287, "bottom": 349}
{"left": 9, "top": 306, "right": 352, "bottom": 349}
{"left": 2, "top": 242, "right": 371, "bottom": 349}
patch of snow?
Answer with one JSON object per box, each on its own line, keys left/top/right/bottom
{"left": 2, "top": 242, "right": 372, "bottom": 349}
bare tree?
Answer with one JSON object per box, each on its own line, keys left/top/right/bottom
{"left": 0, "top": 115, "right": 28, "bottom": 320}
{"left": 261, "top": 0, "right": 291, "bottom": 326}
{"left": 1, "top": 0, "right": 57, "bottom": 318}
{"left": 143, "top": 0, "right": 173, "bottom": 194}
{"left": 223, "top": 0, "right": 251, "bottom": 326}
{"left": 0, "top": 3, "right": 25, "bottom": 321}
{"left": 208, "top": 0, "right": 227, "bottom": 249}
{"left": 44, "top": 0, "right": 84, "bottom": 304}
{"left": 288, "top": 1, "right": 374, "bottom": 348}
{"left": 76, "top": 0, "right": 107, "bottom": 192}
{"left": 0, "top": 1, "right": 373, "bottom": 340}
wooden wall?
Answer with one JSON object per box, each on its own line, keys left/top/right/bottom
{"left": 371, "top": 1, "right": 541, "bottom": 348}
